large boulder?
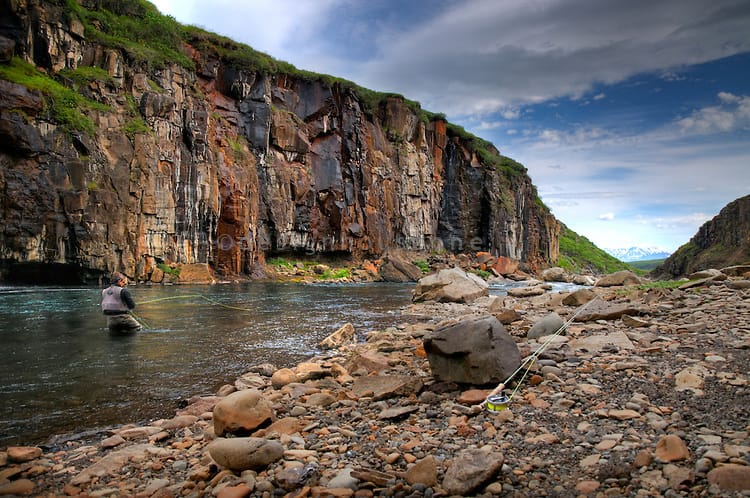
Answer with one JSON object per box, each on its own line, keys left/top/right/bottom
{"left": 595, "top": 270, "right": 642, "bottom": 287}
{"left": 350, "top": 375, "right": 424, "bottom": 401}
{"left": 207, "top": 437, "right": 284, "bottom": 471}
{"left": 379, "top": 254, "right": 424, "bottom": 282}
{"left": 412, "top": 267, "right": 489, "bottom": 304}
{"left": 175, "top": 263, "right": 216, "bottom": 284}
{"left": 212, "top": 389, "right": 276, "bottom": 436}
{"left": 507, "top": 285, "right": 547, "bottom": 297}
{"left": 562, "top": 288, "right": 597, "bottom": 306}
{"left": 423, "top": 315, "right": 520, "bottom": 385}
{"left": 541, "top": 267, "right": 568, "bottom": 282}
{"left": 491, "top": 256, "right": 519, "bottom": 276}
{"left": 527, "top": 312, "right": 565, "bottom": 340}
{"left": 573, "top": 301, "right": 641, "bottom": 322}
{"left": 318, "top": 322, "right": 356, "bottom": 349}
{"left": 442, "top": 447, "right": 505, "bottom": 496}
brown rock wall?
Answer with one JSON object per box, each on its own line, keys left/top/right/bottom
{"left": 0, "top": 0, "right": 559, "bottom": 283}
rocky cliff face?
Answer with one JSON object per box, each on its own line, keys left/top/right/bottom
{"left": 0, "top": 0, "right": 559, "bottom": 283}
{"left": 655, "top": 194, "right": 750, "bottom": 278}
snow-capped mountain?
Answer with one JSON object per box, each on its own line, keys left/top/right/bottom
{"left": 605, "top": 247, "right": 672, "bottom": 262}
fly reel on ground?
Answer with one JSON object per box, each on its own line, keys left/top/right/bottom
{"left": 485, "top": 394, "right": 510, "bottom": 412}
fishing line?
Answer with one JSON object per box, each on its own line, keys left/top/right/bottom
{"left": 131, "top": 294, "right": 255, "bottom": 330}
{"left": 479, "top": 296, "right": 600, "bottom": 410}
{"left": 138, "top": 294, "right": 256, "bottom": 312}
{"left": 130, "top": 312, "right": 151, "bottom": 329}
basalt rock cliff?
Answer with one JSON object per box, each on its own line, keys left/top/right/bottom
{"left": 0, "top": 0, "right": 559, "bottom": 284}
{"left": 654, "top": 194, "right": 750, "bottom": 278}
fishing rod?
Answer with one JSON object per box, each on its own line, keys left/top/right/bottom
{"left": 479, "top": 296, "right": 600, "bottom": 411}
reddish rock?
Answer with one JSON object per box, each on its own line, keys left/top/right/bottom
{"left": 216, "top": 483, "right": 253, "bottom": 498}
{"left": 271, "top": 368, "right": 298, "bottom": 388}
{"left": 707, "top": 464, "right": 750, "bottom": 491}
{"left": 492, "top": 256, "right": 519, "bottom": 275}
{"left": 406, "top": 456, "right": 439, "bottom": 487}
{"left": 633, "top": 449, "right": 654, "bottom": 468}
{"left": 176, "top": 263, "right": 216, "bottom": 284}
{"left": 7, "top": 446, "right": 42, "bottom": 463}
{"left": 655, "top": 435, "right": 690, "bottom": 462}
{"left": 457, "top": 389, "right": 490, "bottom": 405}
{"left": 212, "top": 389, "right": 276, "bottom": 437}
{"left": 0, "top": 479, "right": 35, "bottom": 496}
{"left": 575, "top": 480, "right": 600, "bottom": 494}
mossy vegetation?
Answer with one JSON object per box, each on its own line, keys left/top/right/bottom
{"left": 147, "top": 79, "right": 164, "bottom": 93}
{"left": 267, "top": 257, "right": 296, "bottom": 271}
{"left": 557, "top": 223, "right": 633, "bottom": 274}
{"left": 318, "top": 268, "right": 351, "bottom": 280}
{"left": 412, "top": 260, "right": 430, "bottom": 274}
{"left": 227, "top": 136, "right": 248, "bottom": 161}
{"left": 628, "top": 259, "right": 666, "bottom": 272}
{"left": 122, "top": 96, "right": 149, "bottom": 137}
{"left": 65, "top": 0, "right": 194, "bottom": 70}
{"left": 156, "top": 263, "right": 181, "bottom": 277}
{"left": 469, "top": 268, "right": 492, "bottom": 279}
{"left": 267, "top": 257, "right": 353, "bottom": 281}
{"left": 22, "top": 1, "right": 528, "bottom": 187}
{"left": 0, "top": 57, "right": 109, "bottom": 134}
{"left": 58, "top": 65, "right": 113, "bottom": 87}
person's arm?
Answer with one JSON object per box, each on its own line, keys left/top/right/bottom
{"left": 120, "top": 288, "right": 136, "bottom": 310}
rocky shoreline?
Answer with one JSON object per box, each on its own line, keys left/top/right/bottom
{"left": 1, "top": 268, "right": 750, "bottom": 497}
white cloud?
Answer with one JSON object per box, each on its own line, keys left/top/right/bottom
{"left": 599, "top": 212, "right": 615, "bottom": 221}
{"left": 534, "top": 126, "right": 609, "bottom": 147}
{"left": 477, "top": 121, "right": 503, "bottom": 130}
{"left": 676, "top": 93, "right": 750, "bottom": 135}
{"left": 500, "top": 108, "right": 521, "bottom": 120}
{"left": 356, "top": 0, "right": 750, "bottom": 117}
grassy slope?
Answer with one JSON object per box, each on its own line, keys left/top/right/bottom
{"left": 628, "top": 259, "right": 666, "bottom": 272}
{"left": 557, "top": 223, "right": 633, "bottom": 275}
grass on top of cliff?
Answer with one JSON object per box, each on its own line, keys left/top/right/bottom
{"left": 0, "top": 57, "right": 109, "bottom": 134}
{"left": 66, "top": 0, "right": 194, "bottom": 70}
{"left": 63, "top": 1, "right": 445, "bottom": 123}
{"left": 557, "top": 224, "right": 634, "bottom": 275}
{"left": 59, "top": 0, "right": 555, "bottom": 193}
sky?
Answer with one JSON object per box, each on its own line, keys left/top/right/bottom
{"left": 151, "top": 0, "right": 750, "bottom": 253}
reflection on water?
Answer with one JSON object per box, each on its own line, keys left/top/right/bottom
{"left": 0, "top": 282, "right": 413, "bottom": 446}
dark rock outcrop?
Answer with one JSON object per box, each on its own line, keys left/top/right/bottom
{"left": 0, "top": 1, "right": 559, "bottom": 283}
{"left": 423, "top": 315, "right": 520, "bottom": 385}
{"left": 655, "top": 195, "right": 750, "bottom": 278}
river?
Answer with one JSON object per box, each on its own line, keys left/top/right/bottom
{"left": 0, "top": 282, "right": 416, "bottom": 447}
{"left": 0, "top": 279, "right": 583, "bottom": 447}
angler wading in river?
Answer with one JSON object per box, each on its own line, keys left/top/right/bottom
{"left": 100, "top": 272, "right": 141, "bottom": 333}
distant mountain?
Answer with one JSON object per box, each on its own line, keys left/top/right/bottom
{"left": 605, "top": 247, "right": 672, "bottom": 262}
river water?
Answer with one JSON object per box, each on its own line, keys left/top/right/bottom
{"left": 0, "top": 282, "right": 416, "bottom": 447}
{"left": 0, "top": 279, "right": 583, "bottom": 447}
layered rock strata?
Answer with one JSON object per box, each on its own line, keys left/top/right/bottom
{"left": 0, "top": 0, "right": 559, "bottom": 283}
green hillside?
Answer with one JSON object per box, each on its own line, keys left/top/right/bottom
{"left": 629, "top": 259, "right": 666, "bottom": 272}
{"left": 557, "top": 224, "right": 633, "bottom": 274}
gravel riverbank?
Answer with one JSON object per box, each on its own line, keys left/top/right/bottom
{"left": 2, "top": 276, "right": 749, "bottom": 497}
